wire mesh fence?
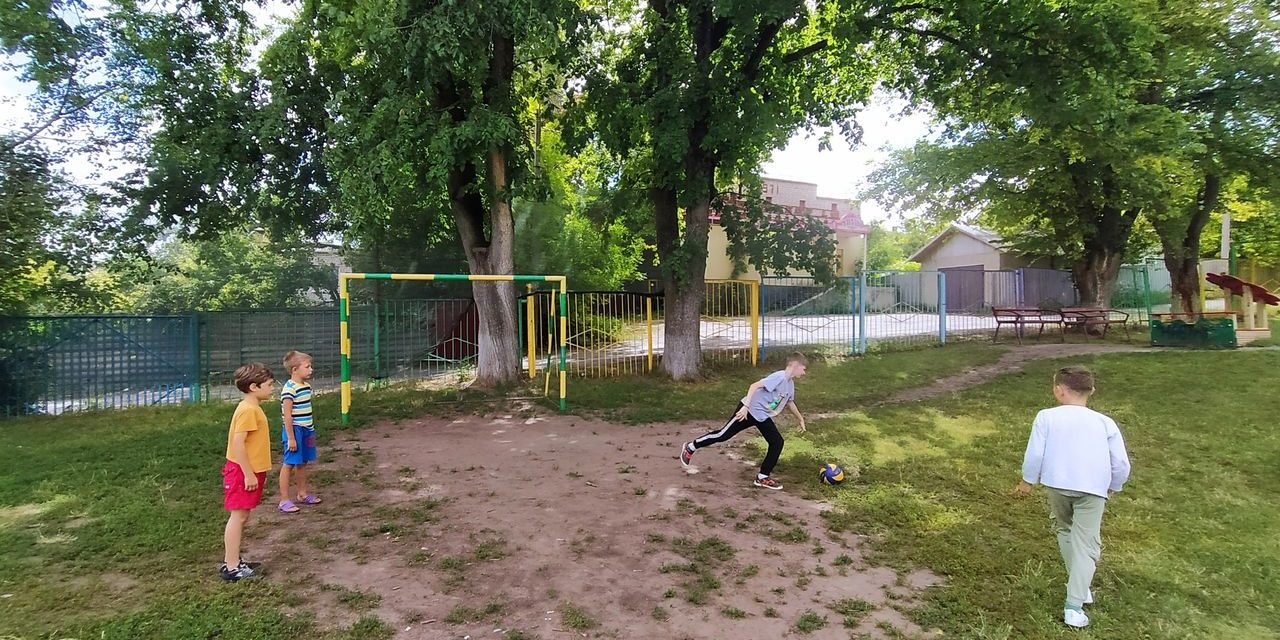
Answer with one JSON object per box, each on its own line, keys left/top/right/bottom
{"left": 2, "top": 267, "right": 1129, "bottom": 417}
{"left": 0, "top": 315, "right": 198, "bottom": 416}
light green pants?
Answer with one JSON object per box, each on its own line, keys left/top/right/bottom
{"left": 1047, "top": 488, "right": 1106, "bottom": 610}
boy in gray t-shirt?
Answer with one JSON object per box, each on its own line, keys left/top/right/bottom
{"left": 680, "top": 353, "right": 808, "bottom": 490}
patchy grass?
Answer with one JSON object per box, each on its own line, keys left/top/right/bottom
{"left": 794, "top": 610, "right": 828, "bottom": 633}
{"left": 793, "top": 349, "right": 1280, "bottom": 640}
{"left": 559, "top": 602, "right": 598, "bottom": 630}
{"left": 443, "top": 601, "right": 505, "bottom": 625}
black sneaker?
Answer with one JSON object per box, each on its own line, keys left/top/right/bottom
{"left": 679, "top": 442, "right": 695, "bottom": 468}
{"left": 219, "top": 561, "right": 261, "bottom": 582}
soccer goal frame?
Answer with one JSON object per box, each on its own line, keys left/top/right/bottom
{"left": 339, "top": 273, "right": 569, "bottom": 424}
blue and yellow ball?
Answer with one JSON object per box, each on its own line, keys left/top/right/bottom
{"left": 819, "top": 463, "right": 845, "bottom": 485}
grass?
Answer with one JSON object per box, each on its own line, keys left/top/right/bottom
{"left": 567, "top": 342, "right": 1004, "bottom": 423}
{"left": 787, "top": 349, "right": 1280, "bottom": 639}
{"left": 559, "top": 602, "right": 598, "bottom": 630}
{"left": 3, "top": 344, "right": 1276, "bottom": 639}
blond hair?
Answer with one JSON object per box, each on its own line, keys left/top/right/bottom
{"left": 283, "top": 350, "right": 312, "bottom": 373}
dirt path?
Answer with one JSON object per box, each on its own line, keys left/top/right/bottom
{"left": 253, "top": 414, "right": 937, "bottom": 639}
{"left": 807, "top": 343, "right": 1149, "bottom": 420}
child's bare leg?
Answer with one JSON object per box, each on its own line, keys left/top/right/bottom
{"left": 279, "top": 464, "right": 293, "bottom": 504}
{"left": 224, "top": 509, "right": 250, "bottom": 567}
{"left": 295, "top": 464, "right": 309, "bottom": 500}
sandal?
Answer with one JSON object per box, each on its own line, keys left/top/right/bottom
{"left": 278, "top": 500, "right": 300, "bottom": 513}
{"left": 297, "top": 495, "right": 322, "bottom": 505}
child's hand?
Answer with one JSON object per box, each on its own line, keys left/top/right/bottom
{"left": 796, "top": 420, "right": 807, "bottom": 434}
{"left": 244, "top": 473, "right": 259, "bottom": 491}
{"left": 734, "top": 406, "right": 749, "bottom": 422}
{"left": 287, "top": 439, "right": 298, "bottom": 452}
{"left": 1013, "top": 480, "right": 1034, "bottom": 497}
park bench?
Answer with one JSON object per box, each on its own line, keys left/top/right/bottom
{"left": 993, "top": 308, "right": 1065, "bottom": 344}
{"left": 1060, "top": 307, "right": 1131, "bottom": 340}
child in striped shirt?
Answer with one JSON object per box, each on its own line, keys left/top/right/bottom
{"left": 277, "top": 350, "right": 320, "bottom": 513}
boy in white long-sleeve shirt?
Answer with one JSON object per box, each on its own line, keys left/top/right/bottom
{"left": 1015, "top": 365, "right": 1131, "bottom": 629}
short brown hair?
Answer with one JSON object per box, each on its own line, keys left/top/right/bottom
{"left": 787, "top": 352, "right": 808, "bottom": 366}
{"left": 1054, "top": 365, "right": 1095, "bottom": 394}
{"left": 234, "top": 363, "right": 274, "bottom": 393}
{"left": 283, "top": 350, "right": 312, "bottom": 372}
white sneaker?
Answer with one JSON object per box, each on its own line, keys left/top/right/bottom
{"left": 1084, "top": 589, "right": 1094, "bottom": 605}
{"left": 1063, "top": 608, "right": 1090, "bottom": 628}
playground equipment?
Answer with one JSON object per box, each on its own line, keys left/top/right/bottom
{"left": 1152, "top": 273, "right": 1277, "bottom": 348}
{"left": 1206, "top": 272, "right": 1279, "bottom": 335}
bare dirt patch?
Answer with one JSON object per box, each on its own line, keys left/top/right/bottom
{"left": 251, "top": 414, "right": 940, "bottom": 639}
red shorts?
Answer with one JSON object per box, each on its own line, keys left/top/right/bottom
{"left": 222, "top": 460, "right": 267, "bottom": 511}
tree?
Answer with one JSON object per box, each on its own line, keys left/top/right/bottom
{"left": 109, "top": 0, "right": 592, "bottom": 385}
{"left": 578, "top": 0, "right": 912, "bottom": 379}
{"left": 0, "top": 140, "right": 108, "bottom": 313}
{"left": 108, "top": 231, "right": 337, "bottom": 312}
{"left": 1139, "top": 0, "right": 1280, "bottom": 311}
{"left": 865, "top": 0, "right": 1190, "bottom": 307}
{"left": 867, "top": 128, "right": 1159, "bottom": 305}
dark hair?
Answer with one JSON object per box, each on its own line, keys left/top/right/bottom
{"left": 787, "top": 352, "right": 808, "bottom": 366}
{"left": 283, "top": 350, "right": 312, "bottom": 371}
{"left": 1054, "top": 365, "right": 1095, "bottom": 394}
{"left": 234, "top": 363, "right": 274, "bottom": 393}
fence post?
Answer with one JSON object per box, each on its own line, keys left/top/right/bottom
{"left": 645, "top": 293, "right": 654, "bottom": 372}
{"left": 1142, "top": 264, "right": 1153, "bottom": 324}
{"left": 938, "top": 272, "right": 948, "bottom": 345}
{"left": 525, "top": 284, "right": 537, "bottom": 379}
{"left": 1015, "top": 269, "right": 1025, "bottom": 307}
{"left": 189, "top": 313, "right": 200, "bottom": 404}
{"left": 750, "top": 280, "right": 760, "bottom": 366}
{"left": 857, "top": 272, "right": 868, "bottom": 354}
{"left": 847, "top": 277, "right": 858, "bottom": 356}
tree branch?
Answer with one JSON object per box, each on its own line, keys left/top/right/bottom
{"left": 781, "top": 41, "right": 827, "bottom": 64}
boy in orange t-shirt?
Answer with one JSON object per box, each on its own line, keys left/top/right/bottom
{"left": 221, "top": 362, "right": 275, "bottom": 582}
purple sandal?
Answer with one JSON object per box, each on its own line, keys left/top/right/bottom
{"left": 297, "top": 495, "right": 322, "bottom": 505}
{"left": 278, "top": 500, "right": 300, "bottom": 513}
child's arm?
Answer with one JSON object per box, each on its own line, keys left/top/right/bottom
{"left": 734, "top": 380, "right": 767, "bottom": 420}
{"left": 1015, "top": 414, "right": 1048, "bottom": 496}
{"left": 282, "top": 397, "right": 297, "bottom": 452}
{"left": 786, "top": 401, "right": 806, "bottom": 433}
{"left": 230, "top": 431, "right": 259, "bottom": 491}
{"left": 1107, "top": 423, "right": 1131, "bottom": 494}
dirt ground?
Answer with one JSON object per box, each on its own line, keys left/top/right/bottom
{"left": 253, "top": 412, "right": 938, "bottom": 640}
{"left": 251, "top": 343, "right": 1146, "bottom": 639}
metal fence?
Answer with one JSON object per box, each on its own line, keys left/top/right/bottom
{"left": 0, "top": 268, "right": 1117, "bottom": 417}
{"left": 760, "top": 267, "right": 1079, "bottom": 354}
{"left": 0, "top": 315, "right": 198, "bottom": 416}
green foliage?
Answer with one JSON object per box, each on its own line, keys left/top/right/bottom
{"left": 514, "top": 127, "right": 647, "bottom": 289}
{"left": 864, "top": 221, "right": 933, "bottom": 272}
{"left": 104, "top": 230, "right": 337, "bottom": 312}
{"left": 716, "top": 190, "right": 839, "bottom": 283}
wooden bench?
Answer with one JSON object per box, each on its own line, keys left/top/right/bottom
{"left": 993, "top": 308, "right": 1065, "bottom": 344}
{"left": 1060, "top": 307, "right": 1131, "bottom": 340}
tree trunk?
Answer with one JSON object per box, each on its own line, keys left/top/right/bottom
{"left": 1072, "top": 247, "right": 1125, "bottom": 308}
{"left": 1067, "top": 163, "right": 1140, "bottom": 310}
{"left": 435, "top": 32, "right": 520, "bottom": 387}
{"left": 655, "top": 183, "right": 713, "bottom": 381}
{"left": 447, "top": 153, "right": 520, "bottom": 386}
{"left": 1161, "top": 172, "right": 1220, "bottom": 314}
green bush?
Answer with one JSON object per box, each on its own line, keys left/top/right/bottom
{"left": 569, "top": 308, "right": 625, "bottom": 346}
{"left": 1113, "top": 285, "right": 1171, "bottom": 308}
